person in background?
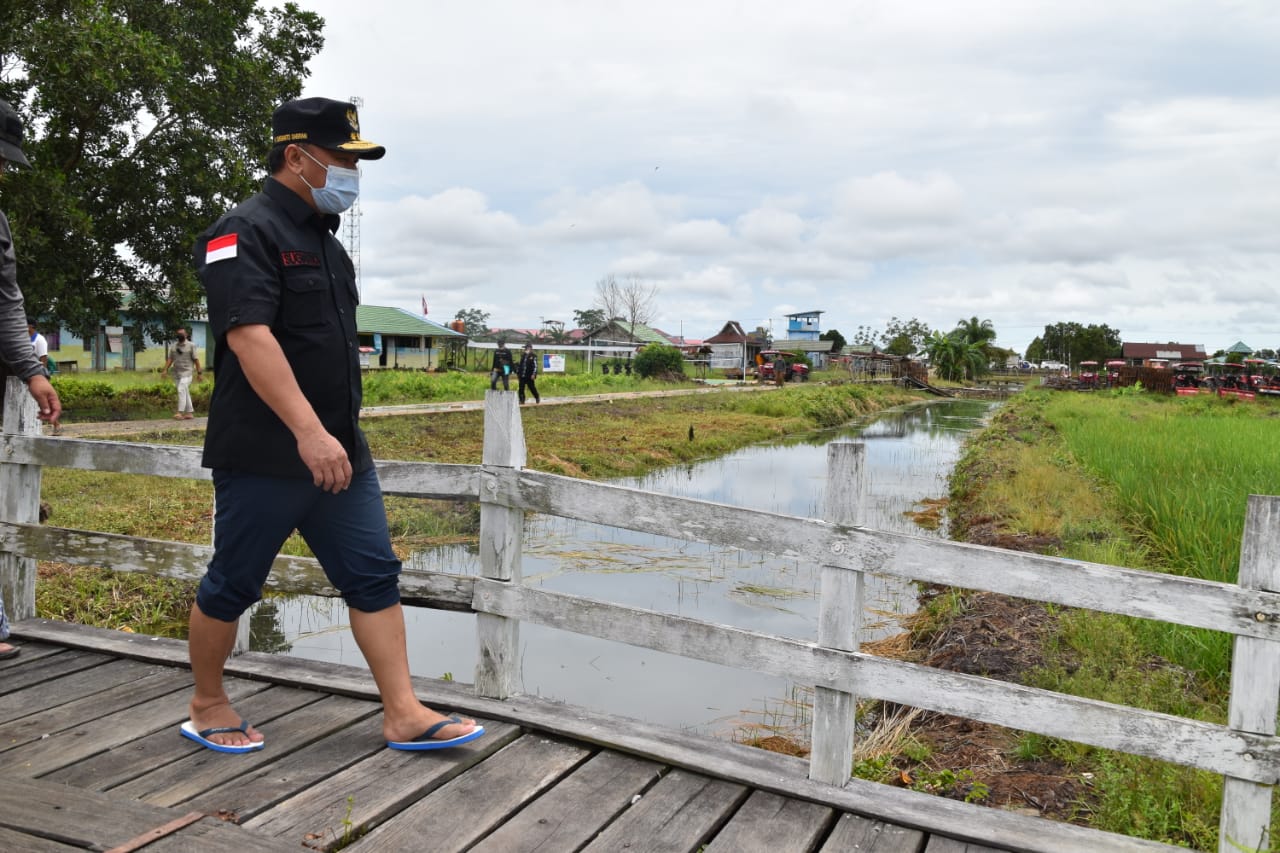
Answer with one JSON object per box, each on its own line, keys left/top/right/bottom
{"left": 490, "top": 337, "right": 513, "bottom": 390}
{"left": 164, "top": 328, "right": 202, "bottom": 419}
{"left": 515, "top": 342, "right": 541, "bottom": 405}
{"left": 0, "top": 98, "right": 63, "bottom": 660}
{"left": 27, "top": 318, "right": 46, "bottom": 367}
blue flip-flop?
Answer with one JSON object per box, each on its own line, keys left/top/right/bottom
{"left": 387, "top": 715, "right": 485, "bottom": 751}
{"left": 180, "top": 719, "right": 265, "bottom": 754}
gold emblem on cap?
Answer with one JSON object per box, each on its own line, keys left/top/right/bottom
{"left": 347, "top": 108, "right": 359, "bottom": 133}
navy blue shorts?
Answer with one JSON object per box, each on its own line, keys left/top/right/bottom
{"left": 196, "top": 466, "right": 402, "bottom": 621}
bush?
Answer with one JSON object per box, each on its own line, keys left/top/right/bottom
{"left": 633, "top": 345, "right": 686, "bottom": 379}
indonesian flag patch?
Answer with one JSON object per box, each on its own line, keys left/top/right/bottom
{"left": 205, "top": 233, "right": 238, "bottom": 264}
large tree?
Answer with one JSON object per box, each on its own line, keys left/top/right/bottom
{"left": 1036, "top": 322, "right": 1122, "bottom": 367}
{"left": 1, "top": 0, "right": 324, "bottom": 344}
{"left": 594, "top": 274, "right": 657, "bottom": 338}
{"left": 879, "top": 316, "right": 931, "bottom": 355}
{"left": 925, "top": 330, "right": 988, "bottom": 382}
{"left": 573, "top": 307, "right": 606, "bottom": 331}
{"left": 453, "top": 308, "right": 490, "bottom": 338}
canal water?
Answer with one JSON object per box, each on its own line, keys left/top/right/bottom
{"left": 259, "top": 399, "right": 994, "bottom": 737}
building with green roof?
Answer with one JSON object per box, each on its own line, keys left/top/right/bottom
{"left": 356, "top": 305, "right": 466, "bottom": 370}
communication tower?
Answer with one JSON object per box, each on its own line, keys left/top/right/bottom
{"left": 342, "top": 95, "right": 364, "bottom": 299}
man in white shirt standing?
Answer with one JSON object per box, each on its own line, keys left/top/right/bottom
{"left": 27, "top": 318, "right": 46, "bottom": 367}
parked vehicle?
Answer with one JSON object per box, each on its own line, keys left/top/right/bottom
{"left": 1078, "top": 360, "right": 1099, "bottom": 390}
{"left": 757, "top": 350, "right": 809, "bottom": 382}
{"left": 1105, "top": 360, "right": 1126, "bottom": 388}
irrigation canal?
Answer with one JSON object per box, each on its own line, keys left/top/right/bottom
{"left": 260, "top": 399, "right": 997, "bottom": 738}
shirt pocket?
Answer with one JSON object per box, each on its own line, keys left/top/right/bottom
{"left": 282, "top": 271, "right": 330, "bottom": 329}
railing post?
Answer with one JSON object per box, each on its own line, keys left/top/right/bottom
{"left": 810, "top": 441, "right": 866, "bottom": 785}
{"left": 0, "top": 375, "right": 42, "bottom": 621}
{"left": 474, "top": 390, "right": 527, "bottom": 698}
{"left": 1220, "top": 494, "right": 1280, "bottom": 853}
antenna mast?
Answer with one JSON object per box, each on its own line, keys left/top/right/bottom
{"left": 343, "top": 95, "right": 364, "bottom": 299}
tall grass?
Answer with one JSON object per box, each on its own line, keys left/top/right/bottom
{"left": 1045, "top": 392, "right": 1280, "bottom": 683}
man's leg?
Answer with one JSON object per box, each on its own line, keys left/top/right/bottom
{"left": 187, "top": 603, "right": 262, "bottom": 747}
{"left": 187, "top": 471, "right": 303, "bottom": 747}
{"left": 349, "top": 604, "right": 477, "bottom": 743}
{"left": 300, "top": 468, "right": 479, "bottom": 744}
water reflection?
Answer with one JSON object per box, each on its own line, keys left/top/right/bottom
{"left": 263, "top": 399, "right": 994, "bottom": 736}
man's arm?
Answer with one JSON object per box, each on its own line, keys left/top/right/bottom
{"left": 225, "top": 324, "right": 351, "bottom": 493}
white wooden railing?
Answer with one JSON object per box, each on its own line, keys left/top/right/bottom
{"left": 3, "top": 379, "right": 1279, "bottom": 853}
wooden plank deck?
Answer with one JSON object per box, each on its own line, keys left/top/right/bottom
{"left": 0, "top": 620, "right": 1181, "bottom": 853}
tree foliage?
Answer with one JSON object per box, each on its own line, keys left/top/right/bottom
{"left": 633, "top": 343, "right": 686, "bottom": 379}
{"left": 0, "top": 0, "right": 324, "bottom": 343}
{"left": 880, "top": 316, "right": 931, "bottom": 355}
{"left": 819, "top": 328, "right": 846, "bottom": 354}
{"left": 925, "top": 330, "right": 988, "bottom": 382}
{"left": 1035, "top": 322, "right": 1122, "bottom": 367}
{"left": 573, "top": 307, "right": 606, "bottom": 331}
{"left": 453, "top": 308, "right": 490, "bottom": 338}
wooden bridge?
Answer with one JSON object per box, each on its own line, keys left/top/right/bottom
{"left": 2, "top": 381, "right": 1278, "bottom": 852}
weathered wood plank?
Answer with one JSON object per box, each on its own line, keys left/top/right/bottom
{"left": 469, "top": 750, "right": 663, "bottom": 853}
{"left": 0, "top": 376, "right": 42, "bottom": 621}
{"left": 0, "top": 662, "right": 186, "bottom": 749}
{"left": 489, "top": 467, "right": 1280, "bottom": 642}
{"left": 348, "top": 733, "right": 590, "bottom": 852}
{"left": 812, "top": 440, "right": 865, "bottom": 785}
{"left": 0, "top": 825, "right": 81, "bottom": 852}
{"left": 243, "top": 720, "right": 521, "bottom": 847}
{"left": 374, "top": 459, "right": 480, "bottom": 500}
{"left": 1220, "top": 494, "right": 1280, "bottom": 853}
{"left": 3, "top": 433, "right": 209, "bottom": 478}
{"left": 142, "top": 818, "right": 303, "bottom": 853}
{"left": 819, "top": 812, "right": 926, "bottom": 852}
{"left": 108, "top": 688, "right": 344, "bottom": 805}
{"left": 7, "top": 620, "right": 1186, "bottom": 852}
{"left": 474, "top": 580, "right": 1280, "bottom": 784}
{"left": 0, "top": 522, "right": 476, "bottom": 611}
{"left": 11, "top": 675, "right": 269, "bottom": 781}
{"left": 182, "top": 713, "right": 389, "bottom": 822}
{"left": 580, "top": 767, "right": 749, "bottom": 853}
{"left": 923, "top": 837, "right": 1012, "bottom": 852}
{"left": 0, "top": 647, "right": 113, "bottom": 695}
{"left": 704, "top": 789, "right": 835, "bottom": 852}
{"left": 2, "top": 435, "right": 481, "bottom": 501}
{"left": 475, "top": 391, "right": 526, "bottom": 699}
{"left": 0, "top": 775, "right": 175, "bottom": 849}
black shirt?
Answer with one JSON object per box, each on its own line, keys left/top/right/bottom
{"left": 194, "top": 177, "right": 370, "bottom": 478}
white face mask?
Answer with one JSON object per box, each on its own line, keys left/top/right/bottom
{"left": 298, "top": 146, "right": 360, "bottom": 214}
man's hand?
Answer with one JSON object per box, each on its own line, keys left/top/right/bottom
{"left": 26, "top": 375, "right": 60, "bottom": 426}
{"left": 296, "top": 428, "right": 353, "bottom": 494}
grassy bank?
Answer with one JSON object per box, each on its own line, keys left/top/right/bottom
{"left": 944, "top": 387, "right": 1280, "bottom": 848}
{"left": 50, "top": 365, "right": 854, "bottom": 422}
{"left": 36, "top": 381, "right": 921, "bottom": 635}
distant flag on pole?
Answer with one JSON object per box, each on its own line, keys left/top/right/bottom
{"left": 421, "top": 295, "right": 429, "bottom": 316}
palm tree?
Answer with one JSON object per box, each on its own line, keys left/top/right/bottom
{"left": 925, "top": 331, "right": 989, "bottom": 383}
{"left": 956, "top": 316, "right": 996, "bottom": 348}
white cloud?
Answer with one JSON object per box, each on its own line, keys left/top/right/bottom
{"left": 277, "top": 0, "right": 1280, "bottom": 352}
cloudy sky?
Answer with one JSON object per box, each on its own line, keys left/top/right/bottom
{"left": 290, "top": 0, "right": 1280, "bottom": 354}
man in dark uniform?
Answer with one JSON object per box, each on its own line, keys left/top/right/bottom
{"left": 0, "top": 98, "right": 61, "bottom": 662}
{"left": 186, "top": 97, "right": 483, "bottom": 754}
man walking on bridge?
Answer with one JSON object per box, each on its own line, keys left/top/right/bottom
{"left": 185, "top": 97, "right": 483, "bottom": 754}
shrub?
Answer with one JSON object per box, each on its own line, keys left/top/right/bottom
{"left": 633, "top": 345, "right": 686, "bottom": 379}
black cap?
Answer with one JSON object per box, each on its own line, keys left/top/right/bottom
{"left": 0, "top": 99, "right": 31, "bottom": 168}
{"left": 271, "top": 97, "right": 385, "bottom": 160}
